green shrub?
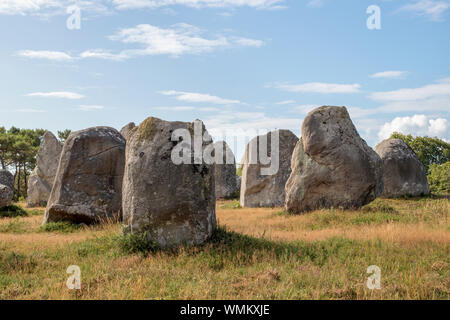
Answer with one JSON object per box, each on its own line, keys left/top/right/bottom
{"left": 362, "top": 199, "right": 397, "bottom": 214}
{"left": 39, "top": 221, "right": 84, "bottom": 233}
{"left": 427, "top": 162, "right": 450, "bottom": 194}
{"left": 0, "top": 205, "right": 28, "bottom": 218}
{"left": 118, "top": 232, "right": 159, "bottom": 256}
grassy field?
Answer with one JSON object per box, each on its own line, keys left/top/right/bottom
{"left": 0, "top": 197, "right": 448, "bottom": 300}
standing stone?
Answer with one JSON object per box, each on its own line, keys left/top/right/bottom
{"left": 214, "top": 141, "right": 238, "bottom": 198}
{"left": 240, "top": 130, "right": 298, "bottom": 207}
{"left": 0, "top": 170, "right": 14, "bottom": 207}
{"left": 285, "top": 106, "right": 383, "bottom": 213}
{"left": 26, "top": 131, "right": 62, "bottom": 207}
{"left": 120, "top": 122, "right": 136, "bottom": 140}
{"left": 0, "top": 170, "right": 14, "bottom": 191}
{"left": 375, "top": 138, "right": 430, "bottom": 197}
{"left": 43, "top": 127, "right": 125, "bottom": 224}
{"left": 122, "top": 117, "right": 216, "bottom": 248}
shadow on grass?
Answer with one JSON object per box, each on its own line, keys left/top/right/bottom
{"left": 115, "top": 226, "right": 360, "bottom": 270}
{"left": 0, "top": 205, "right": 28, "bottom": 218}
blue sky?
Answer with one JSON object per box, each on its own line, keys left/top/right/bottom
{"left": 1, "top": 0, "right": 449, "bottom": 160}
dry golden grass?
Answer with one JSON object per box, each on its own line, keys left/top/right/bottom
{"left": 0, "top": 197, "right": 448, "bottom": 300}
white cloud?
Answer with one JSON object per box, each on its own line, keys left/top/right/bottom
{"left": 0, "top": 0, "right": 285, "bottom": 17}
{"left": 80, "top": 23, "right": 264, "bottom": 59}
{"left": 370, "top": 78, "right": 450, "bottom": 101}
{"left": 231, "top": 37, "right": 265, "bottom": 47}
{"left": 378, "top": 114, "right": 449, "bottom": 141}
{"left": 78, "top": 105, "right": 104, "bottom": 111}
{"left": 0, "top": 0, "right": 60, "bottom": 15}
{"left": 275, "top": 100, "right": 295, "bottom": 105}
{"left": 110, "top": 0, "right": 285, "bottom": 10}
{"left": 159, "top": 90, "right": 241, "bottom": 105}
{"left": 17, "top": 50, "right": 73, "bottom": 61}
{"left": 27, "top": 91, "right": 84, "bottom": 99}
{"left": 367, "top": 78, "right": 450, "bottom": 115}
{"left": 399, "top": 0, "right": 450, "bottom": 21}
{"left": 370, "top": 71, "right": 408, "bottom": 79}
{"left": 275, "top": 82, "right": 361, "bottom": 94}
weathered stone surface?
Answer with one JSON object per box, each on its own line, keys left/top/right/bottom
{"left": 375, "top": 138, "right": 430, "bottom": 197}
{"left": 0, "top": 170, "right": 14, "bottom": 191}
{"left": 43, "top": 127, "right": 125, "bottom": 224}
{"left": 0, "top": 170, "right": 14, "bottom": 207}
{"left": 120, "top": 122, "right": 136, "bottom": 140}
{"left": 0, "top": 184, "right": 14, "bottom": 207}
{"left": 214, "top": 141, "right": 238, "bottom": 198}
{"left": 240, "top": 130, "right": 299, "bottom": 207}
{"left": 285, "top": 106, "right": 383, "bottom": 213}
{"left": 122, "top": 117, "right": 216, "bottom": 248}
{"left": 26, "top": 131, "right": 62, "bottom": 207}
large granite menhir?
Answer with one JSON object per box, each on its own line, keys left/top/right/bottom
{"left": 285, "top": 106, "right": 383, "bottom": 213}
{"left": 43, "top": 127, "right": 125, "bottom": 224}
{"left": 27, "top": 131, "right": 62, "bottom": 207}
{"left": 122, "top": 117, "right": 216, "bottom": 248}
{"left": 375, "top": 138, "right": 430, "bottom": 198}
{"left": 240, "top": 130, "right": 298, "bottom": 207}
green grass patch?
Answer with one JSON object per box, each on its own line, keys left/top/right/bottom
{"left": 39, "top": 221, "right": 84, "bottom": 234}
{"left": 117, "top": 232, "right": 160, "bottom": 256}
{"left": 0, "top": 217, "right": 29, "bottom": 234}
{"left": 362, "top": 199, "right": 398, "bottom": 214}
{"left": 220, "top": 200, "right": 242, "bottom": 209}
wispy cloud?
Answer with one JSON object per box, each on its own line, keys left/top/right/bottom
{"left": 159, "top": 90, "right": 241, "bottom": 105}
{"left": 17, "top": 50, "right": 74, "bottom": 61}
{"left": 110, "top": 0, "right": 286, "bottom": 10}
{"left": 79, "top": 23, "right": 264, "bottom": 59}
{"left": 27, "top": 91, "right": 84, "bottom": 99}
{"left": 275, "top": 100, "right": 296, "bottom": 105}
{"left": 78, "top": 105, "right": 104, "bottom": 111}
{"left": 399, "top": 0, "right": 450, "bottom": 21}
{"left": 369, "top": 78, "right": 450, "bottom": 101}
{"left": 370, "top": 71, "right": 408, "bottom": 79}
{"left": 275, "top": 82, "right": 361, "bottom": 94}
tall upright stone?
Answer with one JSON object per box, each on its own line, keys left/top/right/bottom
{"left": 27, "top": 131, "right": 62, "bottom": 207}
{"left": 122, "top": 117, "right": 216, "bottom": 248}
{"left": 375, "top": 138, "right": 430, "bottom": 197}
{"left": 240, "top": 130, "right": 298, "bottom": 207}
{"left": 0, "top": 170, "right": 14, "bottom": 208}
{"left": 285, "top": 106, "right": 383, "bottom": 213}
{"left": 214, "top": 141, "right": 238, "bottom": 199}
{"left": 120, "top": 122, "right": 136, "bottom": 140}
{"left": 43, "top": 127, "right": 125, "bottom": 224}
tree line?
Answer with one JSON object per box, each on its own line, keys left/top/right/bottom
{"left": 0, "top": 127, "right": 71, "bottom": 200}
